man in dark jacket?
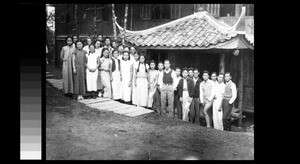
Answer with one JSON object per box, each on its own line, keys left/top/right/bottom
{"left": 177, "top": 68, "right": 194, "bottom": 122}
{"left": 189, "top": 68, "right": 202, "bottom": 124}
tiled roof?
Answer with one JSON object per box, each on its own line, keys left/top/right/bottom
{"left": 245, "top": 34, "right": 254, "bottom": 46}
{"left": 116, "top": 7, "right": 248, "bottom": 49}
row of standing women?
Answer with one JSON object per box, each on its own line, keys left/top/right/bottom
{"left": 60, "top": 36, "right": 154, "bottom": 108}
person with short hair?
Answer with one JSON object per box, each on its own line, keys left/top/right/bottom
{"left": 158, "top": 59, "right": 177, "bottom": 117}
{"left": 111, "top": 50, "right": 122, "bottom": 100}
{"left": 188, "top": 67, "right": 194, "bottom": 79}
{"left": 97, "top": 34, "right": 104, "bottom": 47}
{"left": 120, "top": 51, "right": 133, "bottom": 104}
{"left": 117, "top": 44, "right": 124, "bottom": 60}
{"left": 212, "top": 73, "right": 225, "bottom": 130}
{"left": 173, "top": 67, "right": 182, "bottom": 119}
{"left": 189, "top": 68, "right": 202, "bottom": 124}
{"left": 85, "top": 44, "right": 100, "bottom": 99}
{"left": 60, "top": 36, "right": 76, "bottom": 98}
{"left": 131, "top": 51, "right": 139, "bottom": 105}
{"left": 147, "top": 60, "right": 159, "bottom": 109}
{"left": 211, "top": 72, "right": 217, "bottom": 83}
{"left": 99, "top": 48, "right": 112, "bottom": 98}
{"left": 177, "top": 67, "right": 194, "bottom": 122}
{"left": 103, "top": 37, "right": 114, "bottom": 58}
{"left": 222, "top": 72, "right": 237, "bottom": 131}
{"left": 72, "top": 40, "right": 87, "bottom": 100}
{"left": 83, "top": 37, "right": 93, "bottom": 54}
{"left": 72, "top": 34, "right": 79, "bottom": 48}
{"left": 200, "top": 70, "right": 215, "bottom": 127}
{"left": 152, "top": 61, "right": 164, "bottom": 114}
{"left": 134, "top": 55, "right": 149, "bottom": 107}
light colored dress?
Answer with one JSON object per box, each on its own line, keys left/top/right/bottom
{"left": 60, "top": 45, "right": 75, "bottom": 94}
{"left": 121, "top": 59, "right": 132, "bottom": 102}
{"left": 135, "top": 63, "right": 149, "bottom": 107}
{"left": 111, "top": 57, "right": 122, "bottom": 100}
{"left": 147, "top": 69, "right": 159, "bottom": 108}
{"left": 131, "top": 60, "right": 139, "bottom": 105}
{"left": 182, "top": 79, "right": 191, "bottom": 122}
{"left": 95, "top": 48, "right": 103, "bottom": 90}
{"left": 100, "top": 57, "right": 112, "bottom": 98}
{"left": 86, "top": 52, "right": 99, "bottom": 91}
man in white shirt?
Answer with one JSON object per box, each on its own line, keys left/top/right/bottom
{"left": 173, "top": 67, "right": 182, "bottom": 119}
{"left": 212, "top": 73, "right": 225, "bottom": 130}
{"left": 199, "top": 70, "right": 215, "bottom": 128}
{"left": 222, "top": 72, "right": 237, "bottom": 131}
{"left": 211, "top": 72, "right": 217, "bottom": 84}
{"left": 103, "top": 37, "right": 114, "bottom": 59}
{"left": 158, "top": 59, "right": 177, "bottom": 117}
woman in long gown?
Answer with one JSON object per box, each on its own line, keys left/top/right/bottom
{"left": 60, "top": 36, "right": 75, "bottom": 97}
{"left": 72, "top": 41, "right": 87, "bottom": 100}
{"left": 147, "top": 60, "right": 159, "bottom": 108}
{"left": 134, "top": 55, "right": 149, "bottom": 107}
{"left": 111, "top": 50, "right": 122, "bottom": 100}
{"left": 95, "top": 40, "right": 103, "bottom": 97}
{"left": 121, "top": 51, "right": 133, "bottom": 103}
{"left": 99, "top": 48, "right": 112, "bottom": 98}
{"left": 85, "top": 44, "right": 100, "bottom": 99}
{"left": 131, "top": 52, "right": 139, "bottom": 105}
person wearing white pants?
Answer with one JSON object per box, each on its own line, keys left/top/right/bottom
{"left": 212, "top": 73, "right": 225, "bottom": 130}
{"left": 177, "top": 68, "right": 194, "bottom": 122}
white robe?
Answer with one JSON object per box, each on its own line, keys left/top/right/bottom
{"left": 121, "top": 60, "right": 132, "bottom": 102}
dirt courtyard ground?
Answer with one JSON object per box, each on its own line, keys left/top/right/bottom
{"left": 46, "top": 65, "right": 254, "bottom": 160}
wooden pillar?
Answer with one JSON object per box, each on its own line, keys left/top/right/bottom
{"left": 219, "top": 53, "right": 225, "bottom": 74}
{"left": 238, "top": 50, "right": 244, "bottom": 127}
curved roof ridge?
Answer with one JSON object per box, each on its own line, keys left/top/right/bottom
{"left": 116, "top": 6, "right": 245, "bottom": 36}
{"left": 115, "top": 12, "right": 203, "bottom": 35}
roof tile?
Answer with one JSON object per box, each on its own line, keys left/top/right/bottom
{"left": 122, "top": 13, "right": 239, "bottom": 48}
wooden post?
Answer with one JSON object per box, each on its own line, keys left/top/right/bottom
{"left": 111, "top": 4, "right": 117, "bottom": 40}
{"left": 122, "top": 4, "right": 129, "bottom": 45}
{"left": 219, "top": 53, "right": 225, "bottom": 74}
{"left": 238, "top": 50, "right": 244, "bottom": 127}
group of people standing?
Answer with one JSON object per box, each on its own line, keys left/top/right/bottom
{"left": 59, "top": 34, "right": 237, "bottom": 131}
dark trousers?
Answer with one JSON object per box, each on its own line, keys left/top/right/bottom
{"left": 174, "top": 91, "right": 182, "bottom": 119}
{"left": 190, "top": 98, "right": 200, "bottom": 124}
{"left": 222, "top": 98, "right": 233, "bottom": 131}
{"left": 152, "top": 89, "right": 161, "bottom": 114}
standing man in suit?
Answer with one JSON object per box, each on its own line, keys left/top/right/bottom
{"left": 173, "top": 67, "right": 182, "bottom": 119}
{"left": 189, "top": 68, "right": 202, "bottom": 125}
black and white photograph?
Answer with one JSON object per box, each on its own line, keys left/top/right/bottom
{"left": 46, "top": 4, "right": 254, "bottom": 160}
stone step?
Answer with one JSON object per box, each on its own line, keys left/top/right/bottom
{"left": 81, "top": 98, "right": 111, "bottom": 104}
{"left": 106, "top": 105, "right": 133, "bottom": 112}
{"left": 114, "top": 107, "right": 140, "bottom": 115}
